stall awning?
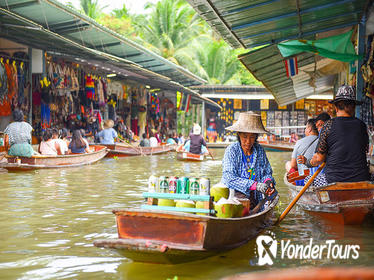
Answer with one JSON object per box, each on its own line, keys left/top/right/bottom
{"left": 186, "top": 0, "right": 367, "bottom": 48}
{"left": 0, "top": 7, "right": 220, "bottom": 108}
{"left": 0, "top": 0, "right": 206, "bottom": 87}
{"left": 238, "top": 44, "right": 336, "bottom": 105}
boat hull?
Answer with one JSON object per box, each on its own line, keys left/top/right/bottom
{"left": 91, "top": 143, "right": 175, "bottom": 157}
{"left": 176, "top": 151, "right": 205, "bottom": 161}
{"left": 260, "top": 142, "right": 294, "bottom": 152}
{"left": 284, "top": 174, "right": 374, "bottom": 225}
{"left": 94, "top": 196, "right": 279, "bottom": 263}
{"left": 0, "top": 145, "right": 107, "bottom": 170}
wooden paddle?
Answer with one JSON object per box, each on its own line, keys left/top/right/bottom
{"left": 118, "top": 139, "right": 143, "bottom": 156}
{"left": 276, "top": 162, "right": 326, "bottom": 224}
{"left": 207, "top": 148, "right": 215, "bottom": 160}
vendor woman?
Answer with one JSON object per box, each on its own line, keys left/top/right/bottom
{"left": 222, "top": 112, "right": 276, "bottom": 206}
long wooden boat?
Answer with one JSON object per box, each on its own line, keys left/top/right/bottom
{"left": 284, "top": 172, "right": 374, "bottom": 225}
{"left": 91, "top": 143, "right": 176, "bottom": 157}
{"left": 0, "top": 145, "right": 108, "bottom": 171}
{"left": 176, "top": 151, "right": 205, "bottom": 162}
{"left": 94, "top": 195, "right": 279, "bottom": 264}
{"left": 259, "top": 141, "right": 295, "bottom": 152}
{"left": 223, "top": 267, "right": 374, "bottom": 280}
{"left": 207, "top": 142, "right": 230, "bottom": 149}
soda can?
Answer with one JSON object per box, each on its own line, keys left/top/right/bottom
{"left": 168, "top": 176, "right": 178, "bottom": 193}
{"left": 199, "top": 178, "right": 210, "bottom": 195}
{"left": 189, "top": 178, "right": 200, "bottom": 195}
{"left": 177, "top": 177, "right": 189, "bottom": 194}
{"left": 159, "top": 176, "right": 169, "bottom": 193}
{"left": 148, "top": 175, "right": 158, "bottom": 193}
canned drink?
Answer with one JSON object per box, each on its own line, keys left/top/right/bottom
{"left": 168, "top": 176, "right": 178, "bottom": 193}
{"left": 16, "top": 158, "right": 21, "bottom": 165}
{"left": 199, "top": 178, "right": 210, "bottom": 195}
{"left": 148, "top": 175, "right": 158, "bottom": 192}
{"left": 177, "top": 177, "right": 189, "bottom": 194}
{"left": 189, "top": 178, "right": 200, "bottom": 195}
{"left": 159, "top": 176, "right": 169, "bottom": 193}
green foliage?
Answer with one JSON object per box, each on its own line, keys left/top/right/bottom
{"left": 79, "top": 0, "right": 107, "bottom": 20}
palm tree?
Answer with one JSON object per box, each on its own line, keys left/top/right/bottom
{"left": 111, "top": 4, "right": 130, "bottom": 19}
{"left": 134, "top": 0, "right": 205, "bottom": 61}
{"left": 79, "top": 0, "right": 106, "bottom": 20}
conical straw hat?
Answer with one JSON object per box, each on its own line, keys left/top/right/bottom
{"left": 225, "top": 111, "right": 268, "bottom": 134}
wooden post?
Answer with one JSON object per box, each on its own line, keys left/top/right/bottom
{"left": 28, "top": 47, "right": 32, "bottom": 124}
{"left": 356, "top": 16, "right": 366, "bottom": 118}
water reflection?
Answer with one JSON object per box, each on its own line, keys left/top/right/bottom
{"left": 0, "top": 149, "right": 373, "bottom": 279}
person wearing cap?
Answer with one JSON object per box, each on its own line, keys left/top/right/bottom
{"left": 183, "top": 124, "right": 208, "bottom": 155}
{"left": 95, "top": 119, "right": 118, "bottom": 145}
{"left": 221, "top": 112, "right": 276, "bottom": 206}
{"left": 298, "top": 85, "right": 370, "bottom": 186}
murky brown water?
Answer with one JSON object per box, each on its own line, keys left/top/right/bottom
{"left": 0, "top": 149, "right": 373, "bottom": 279}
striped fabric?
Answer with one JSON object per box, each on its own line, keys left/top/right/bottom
{"left": 4, "top": 121, "right": 33, "bottom": 146}
{"left": 284, "top": 57, "right": 298, "bottom": 77}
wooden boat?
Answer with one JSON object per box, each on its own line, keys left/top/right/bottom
{"left": 259, "top": 141, "right": 295, "bottom": 152}
{"left": 176, "top": 151, "right": 205, "bottom": 161}
{"left": 94, "top": 195, "right": 279, "bottom": 264}
{"left": 207, "top": 142, "right": 230, "bottom": 149}
{"left": 0, "top": 145, "right": 108, "bottom": 171}
{"left": 284, "top": 172, "right": 374, "bottom": 225}
{"left": 91, "top": 143, "right": 176, "bottom": 157}
{"left": 222, "top": 267, "right": 374, "bottom": 280}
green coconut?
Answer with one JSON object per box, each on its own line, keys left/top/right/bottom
{"left": 210, "top": 183, "right": 229, "bottom": 202}
{"left": 230, "top": 198, "right": 244, "bottom": 218}
{"left": 196, "top": 201, "right": 208, "bottom": 215}
{"left": 175, "top": 200, "right": 195, "bottom": 208}
{"left": 158, "top": 199, "right": 175, "bottom": 207}
{"left": 214, "top": 198, "right": 236, "bottom": 218}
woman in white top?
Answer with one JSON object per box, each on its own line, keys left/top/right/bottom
{"left": 52, "top": 128, "right": 68, "bottom": 155}
{"left": 39, "top": 129, "right": 61, "bottom": 156}
{"left": 149, "top": 132, "right": 158, "bottom": 147}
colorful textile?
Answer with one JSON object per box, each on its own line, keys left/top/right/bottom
{"left": 4, "top": 121, "right": 33, "bottom": 146}
{"left": 8, "top": 143, "right": 34, "bottom": 157}
{"left": 85, "top": 75, "right": 95, "bottom": 99}
{"left": 41, "top": 104, "right": 51, "bottom": 130}
{"left": 221, "top": 142, "right": 275, "bottom": 202}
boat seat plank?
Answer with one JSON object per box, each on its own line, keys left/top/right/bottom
{"left": 141, "top": 205, "right": 215, "bottom": 215}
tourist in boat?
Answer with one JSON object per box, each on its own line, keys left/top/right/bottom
{"left": 183, "top": 124, "right": 207, "bottom": 155}
{"left": 4, "top": 109, "right": 35, "bottom": 157}
{"left": 96, "top": 119, "right": 118, "bottom": 145}
{"left": 68, "top": 130, "right": 91, "bottom": 154}
{"left": 39, "top": 128, "right": 61, "bottom": 156}
{"left": 286, "top": 119, "right": 318, "bottom": 174}
{"left": 60, "top": 128, "right": 70, "bottom": 148}
{"left": 166, "top": 133, "right": 177, "bottom": 145}
{"left": 149, "top": 132, "right": 158, "bottom": 147}
{"left": 298, "top": 85, "right": 370, "bottom": 186}
{"left": 52, "top": 128, "right": 68, "bottom": 155}
{"left": 221, "top": 112, "right": 276, "bottom": 206}
{"left": 315, "top": 112, "right": 331, "bottom": 133}
{"left": 140, "top": 133, "right": 150, "bottom": 147}
{"left": 289, "top": 132, "right": 298, "bottom": 143}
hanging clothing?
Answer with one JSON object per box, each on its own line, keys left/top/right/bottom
{"left": 85, "top": 75, "right": 95, "bottom": 100}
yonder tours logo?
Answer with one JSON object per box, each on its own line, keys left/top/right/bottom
{"left": 253, "top": 231, "right": 360, "bottom": 266}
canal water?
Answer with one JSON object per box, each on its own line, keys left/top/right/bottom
{"left": 0, "top": 149, "right": 373, "bottom": 279}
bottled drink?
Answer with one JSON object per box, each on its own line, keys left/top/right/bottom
{"left": 199, "top": 178, "right": 210, "bottom": 195}
{"left": 177, "top": 177, "right": 190, "bottom": 194}
{"left": 189, "top": 178, "right": 200, "bottom": 195}
{"left": 148, "top": 175, "right": 158, "bottom": 192}
{"left": 159, "top": 176, "right": 169, "bottom": 193}
{"left": 168, "top": 176, "right": 178, "bottom": 193}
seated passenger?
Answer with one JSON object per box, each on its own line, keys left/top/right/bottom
{"left": 39, "top": 128, "right": 60, "bottom": 156}
{"left": 68, "top": 130, "right": 90, "bottom": 154}
{"left": 52, "top": 128, "right": 68, "bottom": 155}
{"left": 140, "top": 133, "right": 150, "bottom": 147}
{"left": 166, "top": 133, "right": 177, "bottom": 145}
{"left": 4, "top": 109, "right": 35, "bottom": 157}
{"left": 298, "top": 85, "right": 370, "bottom": 186}
{"left": 286, "top": 119, "right": 318, "bottom": 173}
{"left": 96, "top": 119, "right": 118, "bottom": 145}
{"left": 187, "top": 124, "right": 206, "bottom": 155}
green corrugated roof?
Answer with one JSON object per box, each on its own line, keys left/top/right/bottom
{"left": 186, "top": 0, "right": 367, "bottom": 48}
{"left": 238, "top": 44, "right": 335, "bottom": 105}
{"left": 0, "top": 0, "right": 206, "bottom": 87}
{"left": 0, "top": 5, "right": 220, "bottom": 108}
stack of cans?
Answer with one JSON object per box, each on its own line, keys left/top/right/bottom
{"left": 148, "top": 175, "right": 210, "bottom": 195}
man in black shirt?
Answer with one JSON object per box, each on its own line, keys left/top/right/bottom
{"left": 298, "top": 85, "right": 370, "bottom": 186}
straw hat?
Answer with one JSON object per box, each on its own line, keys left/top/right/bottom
{"left": 104, "top": 119, "right": 114, "bottom": 129}
{"left": 225, "top": 111, "right": 268, "bottom": 134}
{"left": 192, "top": 123, "right": 201, "bottom": 135}
{"left": 328, "top": 85, "right": 362, "bottom": 105}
